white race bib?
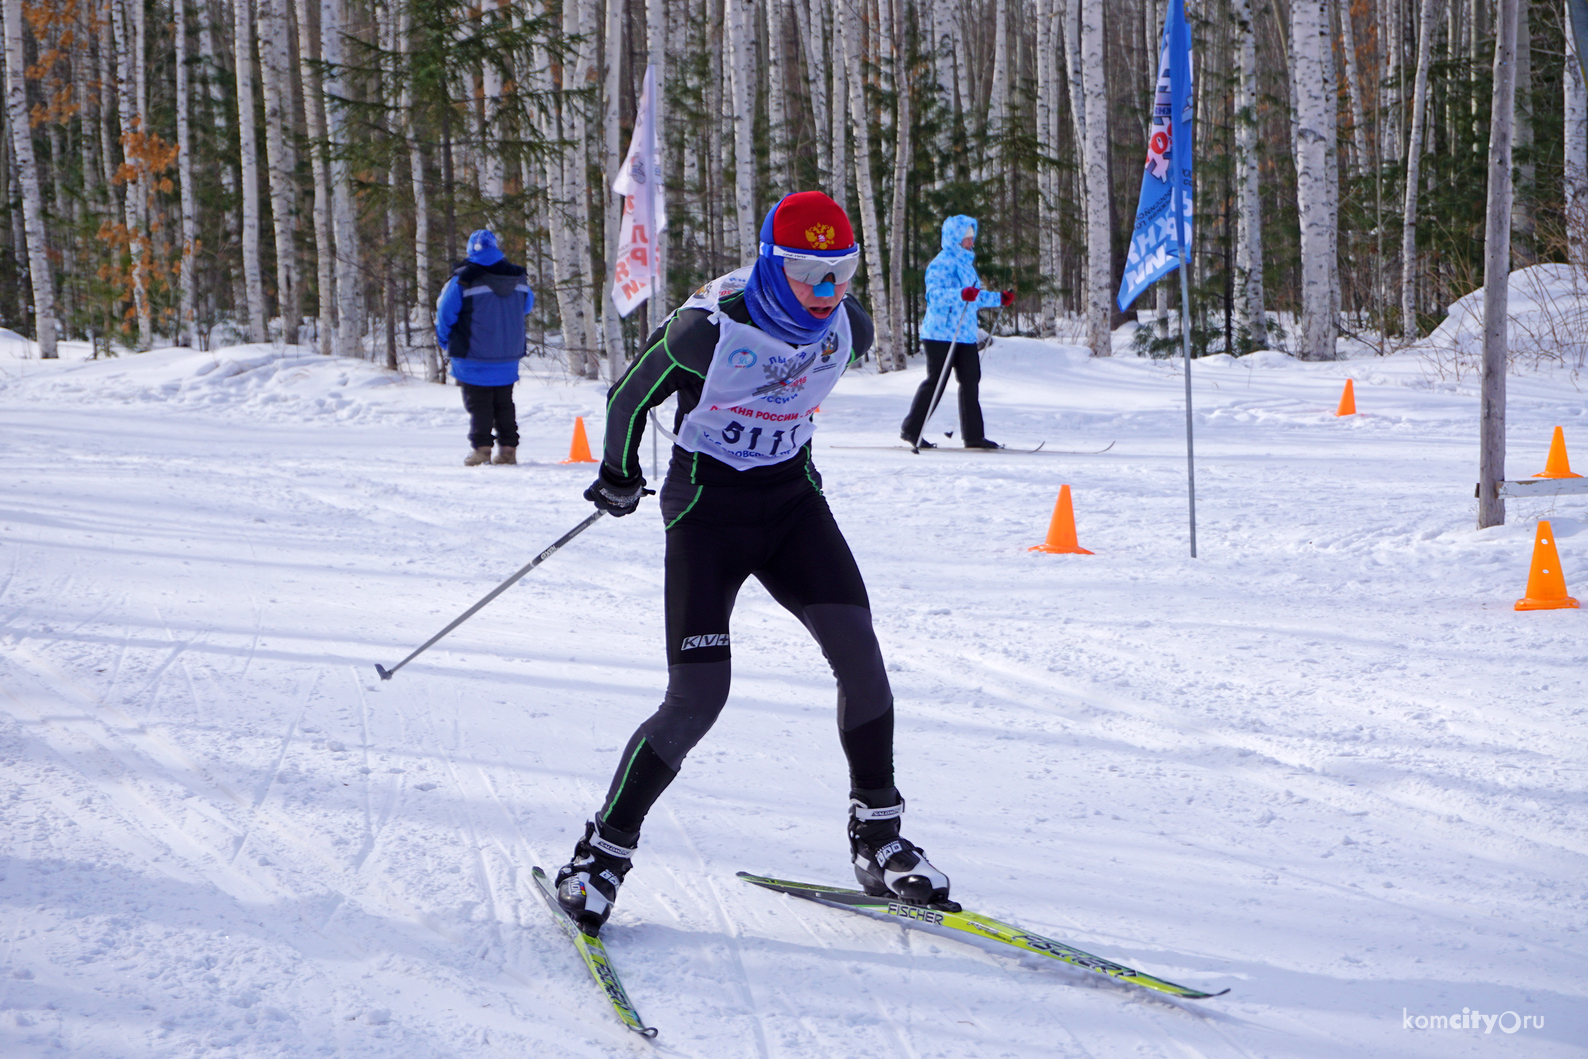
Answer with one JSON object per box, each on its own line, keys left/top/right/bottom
{"left": 674, "top": 277, "right": 851, "bottom": 471}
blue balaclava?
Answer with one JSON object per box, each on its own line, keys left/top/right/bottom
{"left": 743, "top": 192, "right": 857, "bottom": 346}
{"left": 466, "top": 229, "right": 504, "bottom": 266}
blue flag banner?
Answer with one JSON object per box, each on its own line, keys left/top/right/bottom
{"left": 1118, "top": 0, "right": 1195, "bottom": 311}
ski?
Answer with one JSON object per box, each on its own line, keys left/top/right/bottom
{"left": 736, "top": 872, "right": 1227, "bottom": 1001}
{"left": 829, "top": 441, "right": 1115, "bottom": 456}
{"left": 532, "top": 866, "right": 658, "bottom": 1039}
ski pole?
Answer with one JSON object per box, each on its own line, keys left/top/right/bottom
{"left": 374, "top": 509, "right": 607, "bottom": 681}
{"left": 913, "top": 295, "right": 978, "bottom": 452}
{"left": 980, "top": 304, "right": 1006, "bottom": 360}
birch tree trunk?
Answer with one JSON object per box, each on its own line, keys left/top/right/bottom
{"left": 886, "top": 0, "right": 911, "bottom": 373}
{"left": 1510, "top": 0, "right": 1533, "bottom": 265}
{"left": 1400, "top": 0, "right": 1439, "bottom": 337}
{"left": 648, "top": 0, "right": 667, "bottom": 307}
{"left": 1078, "top": 0, "right": 1111, "bottom": 358}
{"left": 175, "top": 0, "right": 198, "bottom": 348}
{"left": 1290, "top": 0, "right": 1337, "bottom": 360}
{"left": 111, "top": 0, "right": 151, "bottom": 349}
{"left": 479, "top": 11, "right": 504, "bottom": 203}
{"left": 983, "top": 0, "right": 1008, "bottom": 185}
{"left": 830, "top": 0, "right": 848, "bottom": 211}
{"left": 1479, "top": 0, "right": 1519, "bottom": 530}
{"left": 234, "top": 0, "right": 268, "bottom": 341}
{"left": 729, "top": 0, "right": 757, "bottom": 258}
{"left": 322, "top": 0, "right": 362, "bottom": 356}
{"left": 792, "top": 0, "right": 828, "bottom": 187}
{"left": 846, "top": 0, "right": 891, "bottom": 368}
{"left": 1337, "top": 0, "right": 1370, "bottom": 173}
{"left": 1035, "top": 0, "right": 1056, "bottom": 333}
{"left": 766, "top": 0, "right": 790, "bottom": 194}
{"left": 1566, "top": 7, "right": 1588, "bottom": 269}
{"left": 397, "top": 0, "right": 435, "bottom": 378}
{"left": 260, "top": 0, "right": 300, "bottom": 342}
{"left": 564, "top": 0, "right": 599, "bottom": 376}
{"left": 603, "top": 0, "right": 626, "bottom": 377}
{"left": 3, "top": 0, "right": 56, "bottom": 357}
{"left": 297, "top": 0, "right": 337, "bottom": 354}
{"left": 1234, "top": 0, "right": 1268, "bottom": 349}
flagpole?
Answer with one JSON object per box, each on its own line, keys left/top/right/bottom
{"left": 1174, "top": 189, "right": 1197, "bottom": 559}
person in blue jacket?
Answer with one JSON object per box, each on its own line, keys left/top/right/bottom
{"left": 899, "top": 215, "right": 1013, "bottom": 449}
{"left": 435, "top": 229, "right": 536, "bottom": 465}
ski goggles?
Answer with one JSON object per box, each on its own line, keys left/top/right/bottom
{"left": 772, "top": 246, "right": 861, "bottom": 287}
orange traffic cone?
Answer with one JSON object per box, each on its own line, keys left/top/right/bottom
{"left": 1029, "top": 485, "right": 1094, "bottom": 555}
{"left": 1531, "top": 426, "right": 1583, "bottom": 479}
{"left": 1515, "top": 520, "right": 1579, "bottom": 611}
{"left": 1334, "top": 378, "right": 1357, "bottom": 417}
{"left": 561, "top": 416, "right": 597, "bottom": 464}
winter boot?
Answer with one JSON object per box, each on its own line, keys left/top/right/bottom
{"left": 901, "top": 431, "right": 936, "bottom": 449}
{"left": 848, "top": 787, "right": 957, "bottom": 909}
{"left": 464, "top": 446, "right": 493, "bottom": 466}
{"left": 555, "top": 818, "right": 639, "bottom": 936}
{"left": 964, "top": 438, "right": 1001, "bottom": 450}
{"left": 492, "top": 445, "right": 517, "bottom": 465}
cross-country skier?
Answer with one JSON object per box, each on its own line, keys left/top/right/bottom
{"left": 899, "top": 215, "right": 1014, "bottom": 449}
{"left": 554, "top": 191, "right": 954, "bottom": 936}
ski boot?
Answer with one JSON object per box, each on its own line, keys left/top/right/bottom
{"left": 964, "top": 438, "right": 1001, "bottom": 450}
{"left": 848, "top": 787, "right": 958, "bottom": 911}
{"left": 555, "top": 818, "right": 639, "bottom": 936}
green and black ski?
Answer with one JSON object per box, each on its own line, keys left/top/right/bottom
{"left": 532, "top": 866, "right": 658, "bottom": 1039}
{"left": 737, "top": 872, "right": 1227, "bottom": 1001}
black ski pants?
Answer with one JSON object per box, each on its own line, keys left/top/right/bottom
{"left": 597, "top": 474, "right": 895, "bottom": 835}
{"left": 460, "top": 382, "right": 519, "bottom": 449}
{"left": 899, "top": 340, "right": 986, "bottom": 445}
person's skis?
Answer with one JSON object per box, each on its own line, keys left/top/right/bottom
{"left": 737, "top": 872, "right": 1227, "bottom": 1000}
{"left": 532, "top": 867, "right": 658, "bottom": 1038}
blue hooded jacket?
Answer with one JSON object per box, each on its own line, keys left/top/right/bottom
{"left": 435, "top": 230, "right": 535, "bottom": 386}
{"left": 920, "top": 215, "right": 1001, "bottom": 344}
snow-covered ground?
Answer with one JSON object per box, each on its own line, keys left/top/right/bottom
{"left": 2, "top": 328, "right": 1585, "bottom": 1058}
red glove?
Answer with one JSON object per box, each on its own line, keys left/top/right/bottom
{"left": 1000, "top": 290, "right": 1016, "bottom": 307}
{"left": 961, "top": 286, "right": 979, "bottom": 302}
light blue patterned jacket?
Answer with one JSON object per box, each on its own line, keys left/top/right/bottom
{"left": 920, "top": 215, "right": 1002, "bottom": 344}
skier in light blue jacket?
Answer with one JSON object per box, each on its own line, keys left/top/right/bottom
{"left": 900, "top": 215, "right": 1013, "bottom": 449}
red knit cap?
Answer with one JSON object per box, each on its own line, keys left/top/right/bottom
{"left": 769, "top": 191, "right": 855, "bottom": 253}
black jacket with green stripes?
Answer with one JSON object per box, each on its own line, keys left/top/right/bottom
{"left": 600, "top": 289, "right": 874, "bottom": 489}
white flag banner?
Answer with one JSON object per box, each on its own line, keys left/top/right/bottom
{"left": 611, "top": 65, "right": 667, "bottom": 317}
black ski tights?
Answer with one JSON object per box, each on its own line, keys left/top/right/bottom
{"left": 597, "top": 477, "right": 895, "bottom": 834}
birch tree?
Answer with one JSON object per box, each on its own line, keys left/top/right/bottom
{"left": 1479, "top": 0, "right": 1519, "bottom": 530}
{"left": 234, "top": 0, "right": 268, "bottom": 341}
{"left": 845, "top": 0, "right": 891, "bottom": 367}
{"left": 175, "top": 0, "right": 198, "bottom": 347}
{"left": 1290, "top": 0, "right": 1337, "bottom": 360}
{"left": 1566, "top": 7, "right": 1588, "bottom": 269}
{"left": 1231, "top": 0, "right": 1268, "bottom": 349}
{"left": 1400, "top": 0, "right": 1439, "bottom": 337}
{"left": 886, "top": 0, "right": 912, "bottom": 372}
{"left": 296, "top": 0, "right": 337, "bottom": 354}
{"left": 3, "top": 0, "right": 56, "bottom": 356}
{"left": 1078, "top": 0, "right": 1111, "bottom": 358}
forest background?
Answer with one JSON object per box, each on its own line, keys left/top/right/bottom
{"left": 2, "top": 0, "right": 1585, "bottom": 383}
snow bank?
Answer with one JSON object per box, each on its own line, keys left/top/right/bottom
{"left": 1420, "top": 263, "right": 1588, "bottom": 371}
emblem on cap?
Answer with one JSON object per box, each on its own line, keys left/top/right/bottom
{"left": 805, "top": 223, "right": 837, "bottom": 250}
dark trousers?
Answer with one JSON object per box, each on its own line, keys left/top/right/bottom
{"left": 597, "top": 476, "right": 895, "bottom": 834}
{"left": 899, "top": 340, "right": 985, "bottom": 445}
{"left": 460, "top": 382, "right": 518, "bottom": 448}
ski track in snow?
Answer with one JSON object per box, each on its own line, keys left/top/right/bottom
{"left": 1, "top": 338, "right": 1585, "bottom": 1057}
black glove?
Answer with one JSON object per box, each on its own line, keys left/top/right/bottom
{"left": 584, "top": 472, "right": 649, "bottom": 517}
